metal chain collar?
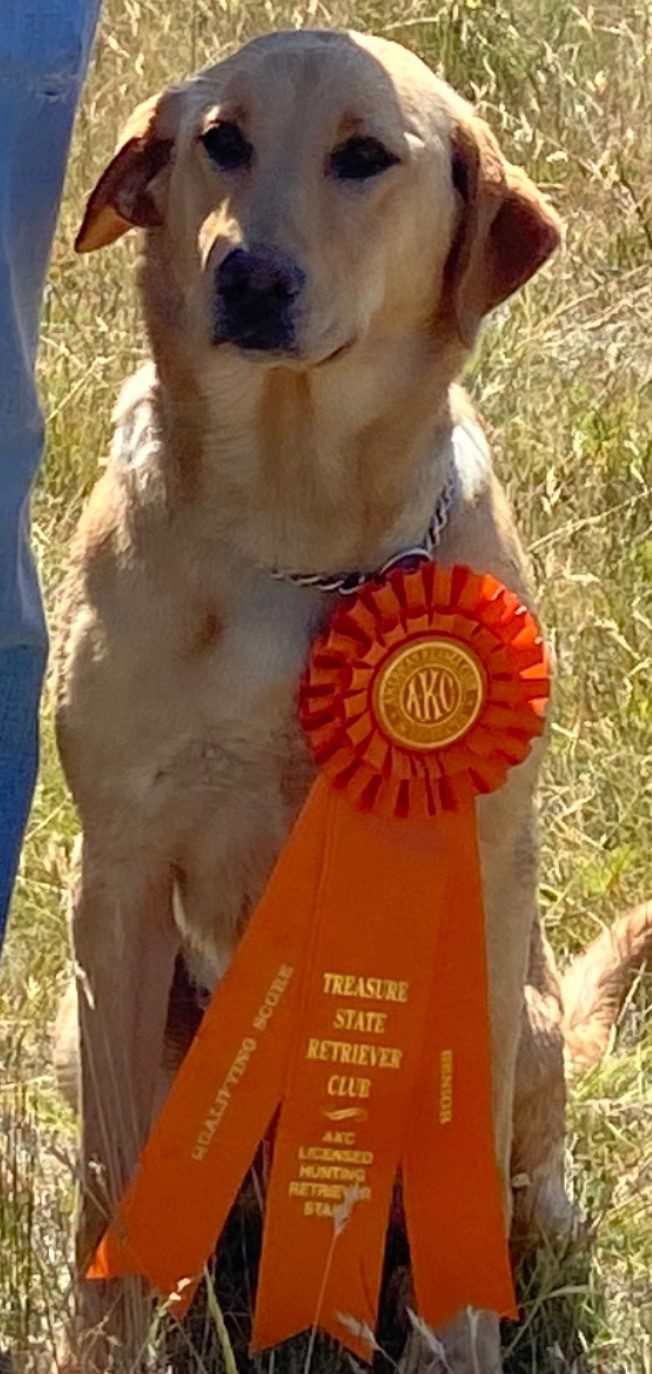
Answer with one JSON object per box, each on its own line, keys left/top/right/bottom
{"left": 266, "top": 463, "right": 458, "bottom": 596}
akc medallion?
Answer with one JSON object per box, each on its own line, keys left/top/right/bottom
{"left": 374, "top": 636, "right": 485, "bottom": 750}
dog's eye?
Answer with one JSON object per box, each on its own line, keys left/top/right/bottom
{"left": 328, "top": 136, "right": 399, "bottom": 182}
{"left": 201, "top": 121, "right": 253, "bottom": 171}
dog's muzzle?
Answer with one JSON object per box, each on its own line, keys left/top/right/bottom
{"left": 213, "top": 245, "right": 305, "bottom": 353}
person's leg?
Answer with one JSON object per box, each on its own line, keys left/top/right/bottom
{"left": 0, "top": 0, "right": 102, "bottom": 932}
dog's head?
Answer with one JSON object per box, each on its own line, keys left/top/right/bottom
{"left": 76, "top": 30, "right": 560, "bottom": 367}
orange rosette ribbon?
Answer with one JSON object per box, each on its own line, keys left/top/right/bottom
{"left": 302, "top": 561, "right": 548, "bottom": 818}
{"left": 89, "top": 563, "right": 549, "bottom": 1362}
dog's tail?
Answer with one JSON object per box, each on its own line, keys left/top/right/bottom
{"left": 560, "top": 899, "right": 652, "bottom": 1076}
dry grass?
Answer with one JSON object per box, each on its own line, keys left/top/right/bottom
{"left": 1, "top": 0, "right": 651, "bottom": 1370}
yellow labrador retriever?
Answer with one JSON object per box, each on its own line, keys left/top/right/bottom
{"left": 54, "top": 26, "right": 577, "bottom": 1372}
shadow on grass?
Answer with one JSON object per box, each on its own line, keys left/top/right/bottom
{"left": 165, "top": 1188, "right": 605, "bottom": 1374}
{"left": 503, "top": 1230, "right": 604, "bottom": 1374}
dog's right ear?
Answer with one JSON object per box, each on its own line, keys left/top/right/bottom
{"left": 75, "top": 89, "right": 184, "bottom": 253}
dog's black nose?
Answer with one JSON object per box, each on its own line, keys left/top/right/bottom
{"left": 214, "top": 246, "right": 304, "bottom": 352}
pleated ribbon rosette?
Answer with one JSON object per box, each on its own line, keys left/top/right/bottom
{"left": 89, "top": 562, "right": 549, "bottom": 1360}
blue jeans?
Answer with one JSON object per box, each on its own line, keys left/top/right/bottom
{"left": 0, "top": 1, "right": 102, "bottom": 935}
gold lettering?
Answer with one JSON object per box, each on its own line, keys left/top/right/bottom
{"left": 253, "top": 963, "right": 294, "bottom": 1031}
{"left": 322, "top": 1130, "right": 356, "bottom": 1145}
{"left": 306, "top": 1038, "right": 329, "bottom": 1061}
{"left": 302, "top": 1189, "right": 372, "bottom": 1219}
{"left": 404, "top": 665, "right": 458, "bottom": 724}
{"left": 327, "top": 1074, "right": 372, "bottom": 1099}
{"left": 299, "top": 1164, "right": 366, "bottom": 1183}
{"left": 439, "top": 1049, "right": 453, "bottom": 1124}
{"left": 289, "top": 1180, "right": 310, "bottom": 1197}
{"left": 321, "top": 974, "right": 410, "bottom": 1003}
{"left": 333, "top": 1008, "right": 388, "bottom": 1034}
{"left": 298, "top": 1146, "right": 374, "bottom": 1165}
{"left": 305, "top": 1037, "right": 403, "bottom": 1068}
{"left": 191, "top": 1034, "right": 257, "bottom": 1160}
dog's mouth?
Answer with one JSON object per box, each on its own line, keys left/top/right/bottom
{"left": 212, "top": 311, "right": 298, "bottom": 357}
{"left": 212, "top": 327, "right": 356, "bottom": 369}
{"left": 316, "top": 336, "right": 356, "bottom": 365}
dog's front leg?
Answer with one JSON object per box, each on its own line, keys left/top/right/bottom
{"left": 68, "top": 835, "right": 180, "bottom": 1372}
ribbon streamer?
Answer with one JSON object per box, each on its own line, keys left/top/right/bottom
{"left": 89, "top": 563, "right": 549, "bottom": 1359}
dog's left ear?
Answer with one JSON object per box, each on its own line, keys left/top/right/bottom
{"left": 75, "top": 88, "right": 184, "bottom": 253}
{"left": 446, "top": 113, "right": 561, "bottom": 342}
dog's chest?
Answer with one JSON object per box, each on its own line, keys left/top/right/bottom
{"left": 167, "top": 562, "right": 327, "bottom": 819}
{"left": 170, "top": 569, "right": 327, "bottom": 983}
{"left": 203, "top": 567, "right": 324, "bottom": 732}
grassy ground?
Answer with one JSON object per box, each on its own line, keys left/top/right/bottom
{"left": 1, "top": 0, "right": 650, "bottom": 1369}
